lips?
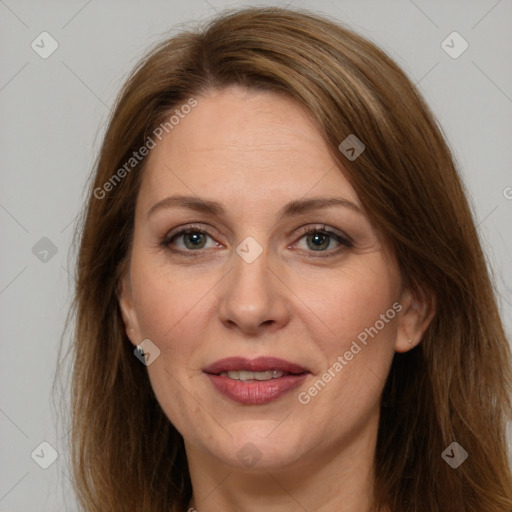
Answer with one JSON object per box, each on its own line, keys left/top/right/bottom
{"left": 203, "top": 356, "right": 308, "bottom": 375}
{"left": 203, "top": 357, "right": 310, "bottom": 405}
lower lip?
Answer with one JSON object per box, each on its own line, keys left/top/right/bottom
{"left": 205, "top": 373, "right": 309, "bottom": 405}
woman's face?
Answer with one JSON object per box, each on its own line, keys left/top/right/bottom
{"left": 119, "top": 85, "right": 426, "bottom": 473}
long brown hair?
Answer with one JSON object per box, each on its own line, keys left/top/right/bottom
{"left": 57, "top": 6, "right": 512, "bottom": 511}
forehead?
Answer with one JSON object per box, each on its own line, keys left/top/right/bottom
{"left": 138, "top": 86, "right": 360, "bottom": 213}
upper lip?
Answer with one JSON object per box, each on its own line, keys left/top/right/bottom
{"left": 203, "top": 357, "right": 309, "bottom": 375}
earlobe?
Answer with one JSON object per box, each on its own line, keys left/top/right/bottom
{"left": 395, "top": 285, "right": 436, "bottom": 353}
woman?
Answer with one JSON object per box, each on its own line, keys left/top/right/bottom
{"left": 65, "top": 6, "right": 512, "bottom": 511}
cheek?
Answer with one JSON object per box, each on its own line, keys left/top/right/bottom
{"left": 128, "top": 246, "right": 401, "bottom": 446}
{"left": 289, "top": 260, "right": 399, "bottom": 409}
{"left": 130, "top": 259, "right": 213, "bottom": 435}
{"left": 130, "top": 252, "right": 217, "bottom": 343}
{"left": 290, "top": 258, "right": 400, "bottom": 348}
{"left": 131, "top": 249, "right": 400, "bottom": 365}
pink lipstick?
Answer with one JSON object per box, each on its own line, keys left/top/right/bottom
{"left": 203, "top": 356, "right": 309, "bottom": 405}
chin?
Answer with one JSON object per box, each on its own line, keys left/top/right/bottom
{"left": 207, "top": 426, "right": 309, "bottom": 471}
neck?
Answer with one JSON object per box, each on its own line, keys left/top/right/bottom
{"left": 185, "top": 412, "right": 384, "bottom": 512}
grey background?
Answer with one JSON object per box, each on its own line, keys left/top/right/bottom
{"left": 1, "top": 0, "right": 511, "bottom": 510}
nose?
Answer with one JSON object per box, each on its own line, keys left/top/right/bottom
{"left": 217, "top": 244, "right": 291, "bottom": 336}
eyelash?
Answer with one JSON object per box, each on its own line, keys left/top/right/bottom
{"left": 160, "top": 224, "right": 353, "bottom": 258}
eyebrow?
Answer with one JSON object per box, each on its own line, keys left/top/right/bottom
{"left": 146, "top": 194, "right": 363, "bottom": 220}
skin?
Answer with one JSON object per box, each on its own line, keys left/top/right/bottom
{"left": 119, "top": 85, "right": 435, "bottom": 512}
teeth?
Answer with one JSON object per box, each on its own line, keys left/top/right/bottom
{"left": 219, "top": 370, "right": 285, "bottom": 381}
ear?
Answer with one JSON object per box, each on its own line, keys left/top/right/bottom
{"left": 117, "top": 265, "right": 141, "bottom": 348}
{"left": 394, "top": 283, "right": 436, "bottom": 353}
